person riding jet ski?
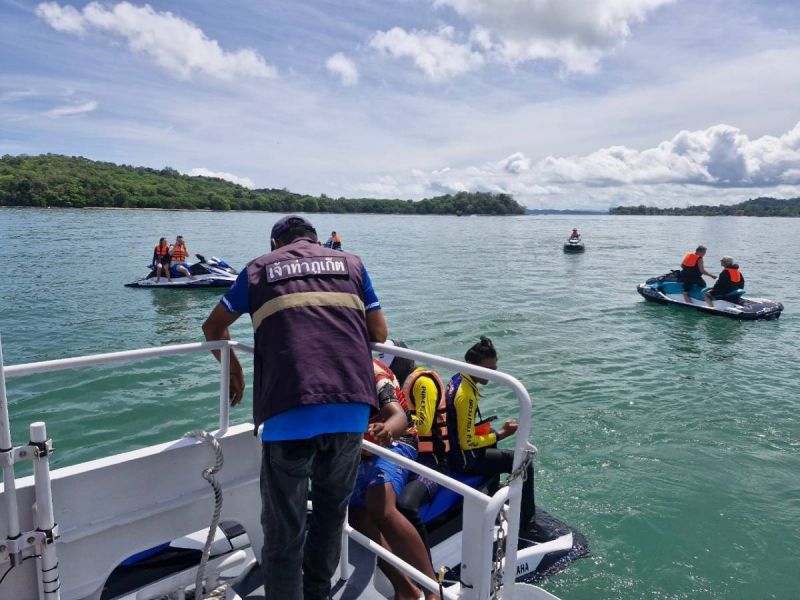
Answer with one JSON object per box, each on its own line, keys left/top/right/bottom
{"left": 704, "top": 257, "right": 744, "bottom": 307}
{"left": 679, "top": 245, "right": 716, "bottom": 303}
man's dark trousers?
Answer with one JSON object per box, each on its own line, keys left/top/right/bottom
{"left": 260, "top": 432, "right": 362, "bottom": 600}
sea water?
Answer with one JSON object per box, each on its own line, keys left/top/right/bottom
{"left": 1, "top": 208, "right": 798, "bottom": 599}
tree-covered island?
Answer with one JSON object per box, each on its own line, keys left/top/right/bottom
{"left": 0, "top": 154, "right": 525, "bottom": 216}
{"left": 610, "top": 197, "right": 800, "bottom": 217}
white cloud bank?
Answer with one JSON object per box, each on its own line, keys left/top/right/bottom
{"left": 370, "top": 26, "right": 484, "bottom": 81}
{"left": 189, "top": 167, "right": 254, "bottom": 188}
{"left": 371, "top": 0, "right": 673, "bottom": 79}
{"left": 45, "top": 99, "right": 98, "bottom": 117}
{"left": 325, "top": 53, "right": 359, "bottom": 86}
{"left": 356, "top": 122, "right": 800, "bottom": 207}
{"left": 36, "top": 2, "right": 276, "bottom": 81}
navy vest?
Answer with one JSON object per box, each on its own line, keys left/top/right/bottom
{"left": 246, "top": 238, "right": 378, "bottom": 429}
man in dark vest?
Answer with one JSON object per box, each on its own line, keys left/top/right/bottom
{"left": 202, "top": 215, "right": 387, "bottom": 600}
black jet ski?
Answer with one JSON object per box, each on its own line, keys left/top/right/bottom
{"left": 637, "top": 270, "right": 783, "bottom": 320}
{"left": 416, "top": 472, "right": 589, "bottom": 584}
{"left": 125, "top": 254, "right": 238, "bottom": 288}
{"left": 563, "top": 238, "right": 585, "bottom": 253}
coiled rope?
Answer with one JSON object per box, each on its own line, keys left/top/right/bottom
{"left": 183, "top": 430, "right": 224, "bottom": 600}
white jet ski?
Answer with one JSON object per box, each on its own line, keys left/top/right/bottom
{"left": 637, "top": 270, "right": 783, "bottom": 320}
{"left": 126, "top": 254, "right": 238, "bottom": 288}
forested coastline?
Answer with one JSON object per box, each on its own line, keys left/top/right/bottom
{"left": 610, "top": 197, "right": 800, "bottom": 217}
{"left": 0, "top": 154, "right": 525, "bottom": 216}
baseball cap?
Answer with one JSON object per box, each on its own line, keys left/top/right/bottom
{"left": 271, "top": 215, "right": 316, "bottom": 241}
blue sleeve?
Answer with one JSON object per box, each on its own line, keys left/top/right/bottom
{"left": 361, "top": 265, "right": 381, "bottom": 312}
{"left": 221, "top": 269, "right": 249, "bottom": 314}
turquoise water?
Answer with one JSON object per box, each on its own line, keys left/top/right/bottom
{"left": 1, "top": 208, "right": 798, "bottom": 599}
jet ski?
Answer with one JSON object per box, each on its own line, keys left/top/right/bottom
{"left": 563, "top": 238, "right": 585, "bottom": 253}
{"left": 416, "top": 472, "right": 589, "bottom": 584}
{"left": 637, "top": 270, "right": 783, "bottom": 320}
{"left": 111, "top": 473, "right": 589, "bottom": 596}
{"left": 125, "top": 254, "right": 238, "bottom": 288}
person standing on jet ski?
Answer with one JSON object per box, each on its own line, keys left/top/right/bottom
{"left": 704, "top": 256, "right": 745, "bottom": 307}
{"left": 680, "top": 245, "right": 716, "bottom": 302}
{"left": 151, "top": 237, "right": 172, "bottom": 283}
{"left": 445, "top": 336, "right": 536, "bottom": 533}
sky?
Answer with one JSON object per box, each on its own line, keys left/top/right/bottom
{"left": 1, "top": 0, "right": 800, "bottom": 209}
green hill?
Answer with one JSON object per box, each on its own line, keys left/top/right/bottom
{"left": 0, "top": 154, "right": 525, "bottom": 216}
{"left": 610, "top": 197, "right": 800, "bottom": 217}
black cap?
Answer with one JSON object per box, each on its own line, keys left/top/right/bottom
{"left": 271, "top": 215, "right": 316, "bottom": 240}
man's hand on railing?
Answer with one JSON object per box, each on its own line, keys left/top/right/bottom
{"left": 229, "top": 361, "right": 245, "bottom": 406}
{"left": 366, "top": 421, "right": 394, "bottom": 446}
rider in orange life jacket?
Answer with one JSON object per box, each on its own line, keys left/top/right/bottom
{"left": 704, "top": 256, "right": 745, "bottom": 307}
{"left": 680, "top": 245, "right": 716, "bottom": 303}
{"left": 391, "top": 341, "right": 452, "bottom": 557}
{"left": 152, "top": 237, "right": 171, "bottom": 283}
{"left": 445, "top": 336, "right": 537, "bottom": 533}
{"left": 325, "top": 231, "right": 342, "bottom": 250}
{"left": 348, "top": 349, "right": 440, "bottom": 600}
{"left": 169, "top": 235, "right": 195, "bottom": 280}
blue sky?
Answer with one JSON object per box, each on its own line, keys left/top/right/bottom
{"left": 1, "top": 0, "right": 799, "bottom": 208}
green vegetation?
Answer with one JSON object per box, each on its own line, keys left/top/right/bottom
{"left": 0, "top": 154, "right": 525, "bottom": 216}
{"left": 610, "top": 197, "right": 800, "bottom": 217}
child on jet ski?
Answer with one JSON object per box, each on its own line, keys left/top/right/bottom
{"left": 445, "top": 336, "right": 537, "bottom": 533}
{"left": 704, "top": 256, "right": 745, "bottom": 307}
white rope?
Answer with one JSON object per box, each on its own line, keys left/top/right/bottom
{"left": 183, "top": 430, "right": 224, "bottom": 600}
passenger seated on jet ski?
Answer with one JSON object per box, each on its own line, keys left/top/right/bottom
{"left": 169, "top": 235, "right": 195, "bottom": 280}
{"left": 445, "top": 336, "right": 536, "bottom": 532}
{"left": 680, "top": 245, "right": 715, "bottom": 302}
{"left": 569, "top": 228, "right": 581, "bottom": 240}
{"left": 324, "top": 231, "right": 343, "bottom": 250}
{"left": 703, "top": 257, "right": 745, "bottom": 307}
{"left": 151, "top": 237, "right": 171, "bottom": 283}
{"left": 349, "top": 356, "right": 440, "bottom": 600}
{"left": 394, "top": 350, "right": 453, "bottom": 553}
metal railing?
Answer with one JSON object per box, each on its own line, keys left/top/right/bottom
{"left": 1, "top": 338, "right": 535, "bottom": 600}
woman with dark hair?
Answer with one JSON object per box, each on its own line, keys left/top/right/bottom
{"left": 152, "top": 237, "right": 171, "bottom": 283}
{"left": 445, "top": 336, "right": 536, "bottom": 532}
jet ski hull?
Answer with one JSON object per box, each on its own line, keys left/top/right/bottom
{"left": 126, "top": 255, "right": 238, "bottom": 288}
{"left": 563, "top": 242, "right": 584, "bottom": 253}
{"left": 637, "top": 271, "right": 783, "bottom": 321}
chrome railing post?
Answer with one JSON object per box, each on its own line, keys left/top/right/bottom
{"left": 218, "top": 344, "right": 231, "bottom": 435}
{"left": 0, "top": 333, "right": 22, "bottom": 554}
{"left": 30, "top": 422, "right": 60, "bottom": 599}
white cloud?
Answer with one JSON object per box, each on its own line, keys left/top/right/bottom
{"left": 36, "top": 2, "right": 85, "bottom": 33}
{"left": 370, "top": 26, "right": 484, "bottom": 81}
{"left": 189, "top": 167, "right": 254, "bottom": 188}
{"left": 355, "top": 122, "right": 800, "bottom": 207}
{"left": 325, "top": 52, "right": 359, "bottom": 86}
{"left": 45, "top": 99, "right": 98, "bottom": 117}
{"left": 36, "top": 2, "right": 276, "bottom": 81}
{"left": 368, "top": 1, "right": 671, "bottom": 78}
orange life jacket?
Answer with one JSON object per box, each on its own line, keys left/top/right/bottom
{"left": 154, "top": 244, "right": 169, "bottom": 258}
{"left": 682, "top": 253, "right": 701, "bottom": 268}
{"left": 402, "top": 369, "right": 450, "bottom": 461}
{"left": 724, "top": 267, "right": 741, "bottom": 284}
{"left": 171, "top": 245, "right": 187, "bottom": 262}
{"left": 364, "top": 361, "right": 416, "bottom": 452}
